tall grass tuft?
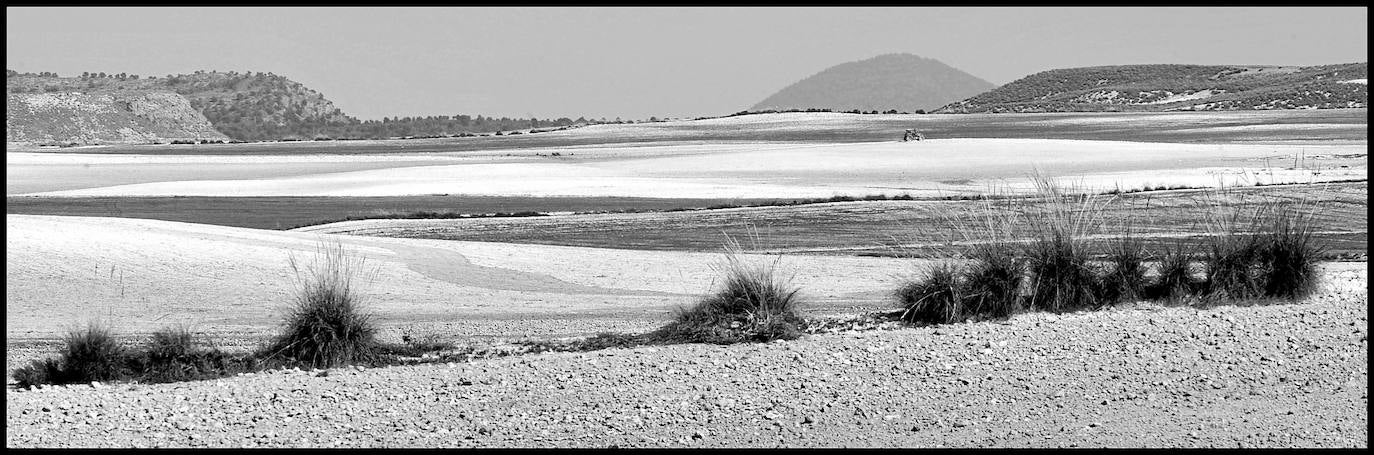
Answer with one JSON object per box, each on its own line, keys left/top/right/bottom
{"left": 264, "top": 240, "right": 379, "bottom": 368}
{"left": 895, "top": 262, "right": 966, "bottom": 324}
{"left": 132, "top": 325, "right": 256, "bottom": 383}
{"left": 1262, "top": 202, "right": 1324, "bottom": 299}
{"left": 15, "top": 322, "right": 133, "bottom": 386}
{"left": 960, "top": 242, "right": 1023, "bottom": 320}
{"left": 1019, "top": 175, "right": 1111, "bottom": 312}
{"left": 651, "top": 235, "right": 804, "bottom": 344}
{"left": 57, "top": 322, "right": 130, "bottom": 383}
{"left": 1199, "top": 194, "right": 1273, "bottom": 301}
{"left": 1098, "top": 226, "right": 1150, "bottom": 304}
{"left": 145, "top": 324, "right": 196, "bottom": 362}
{"left": 1146, "top": 240, "right": 1203, "bottom": 303}
{"left": 914, "top": 194, "right": 1026, "bottom": 322}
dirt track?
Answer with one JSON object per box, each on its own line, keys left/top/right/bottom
{"left": 6, "top": 263, "right": 1365, "bottom": 448}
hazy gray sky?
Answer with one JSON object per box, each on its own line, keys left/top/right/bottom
{"left": 6, "top": 7, "right": 1367, "bottom": 120}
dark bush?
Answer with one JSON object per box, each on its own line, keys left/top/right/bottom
{"left": 11, "top": 358, "right": 63, "bottom": 388}
{"left": 1098, "top": 233, "right": 1150, "bottom": 303}
{"left": 129, "top": 325, "right": 258, "bottom": 383}
{"left": 1019, "top": 177, "right": 1111, "bottom": 312}
{"left": 1261, "top": 203, "right": 1324, "bottom": 299}
{"left": 57, "top": 323, "right": 131, "bottom": 383}
{"left": 650, "top": 244, "right": 804, "bottom": 344}
{"left": 1145, "top": 241, "right": 1203, "bottom": 302}
{"left": 961, "top": 243, "right": 1024, "bottom": 320}
{"left": 1024, "top": 234, "right": 1103, "bottom": 312}
{"left": 895, "top": 262, "right": 966, "bottom": 324}
{"left": 263, "top": 242, "right": 379, "bottom": 368}
{"left": 1200, "top": 203, "right": 1273, "bottom": 300}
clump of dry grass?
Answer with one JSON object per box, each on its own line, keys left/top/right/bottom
{"left": 960, "top": 243, "right": 1024, "bottom": 319}
{"left": 650, "top": 234, "right": 804, "bottom": 344}
{"left": 11, "top": 322, "right": 130, "bottom": 387}
{"left": 895, "top": 194, "right": 1024, "bottom": 324}
{"left": 1198, "top": 193, "right": 1273, "bottom": 301}
{"left": 1190, "top": 191, "right": 1326, "bottom": 303}
{"left": 1145, "top": 240, "right": 1204, "bottom": 303}
{"left": 893, "top": 174, "right": 1329, "bottom": 326}
{"left": 895, "top": 262, "right": 967, "bottom": 324}
{"left": 262, "top": 240, "right": 380, "bottom": 368}
{"left": 1019, "top": 175, "right": 1113, "bottom": 312}
{"left": 1098, "top": 226, "right": 1150, "bottom": 304}
{"left": 1261, "top": 201, "right": 1324, "bottom": 299}
{"left": 130, "top": 325, "right": 258, "bottom": 383}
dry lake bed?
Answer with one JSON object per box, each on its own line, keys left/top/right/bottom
{"left": 6, "top": 111, "right": 1367, "bottom": 448}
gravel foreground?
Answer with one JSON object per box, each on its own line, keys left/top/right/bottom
{"left": 6, "top": 264, "right": 1366, "bottom": 448}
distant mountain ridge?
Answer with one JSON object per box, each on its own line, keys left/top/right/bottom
{"left": 936, "top": 62, "right": 1368, "bottom": 113}
{"left": 751, "top": 53, "right": 996, "bottom": 113}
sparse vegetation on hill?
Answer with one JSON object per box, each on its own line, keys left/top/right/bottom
{"left": 6, "top": 69, "right": 631, "bottom": 142}
{"left": 937, "top": 62, "right": 1368, "bottom": 113}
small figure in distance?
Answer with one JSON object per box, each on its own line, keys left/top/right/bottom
{"left": 902, "top": 129, "right": 925, "bottom": 142}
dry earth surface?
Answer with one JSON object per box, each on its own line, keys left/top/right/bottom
{"left": 5, "top": 262, "right": 1366, "bottom": 448}
{"left": 8, "top": 138, "right": 1366, "bottom": 198}
{"left": 297, "top": 182, "right": 1369, "bottom": 257}
{"left": 5, "top": 214, "right": 910, "bottom": 370}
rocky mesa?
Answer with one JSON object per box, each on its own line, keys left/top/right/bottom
{"left": 6, "top": 90, "right": 228, "bottom": 146}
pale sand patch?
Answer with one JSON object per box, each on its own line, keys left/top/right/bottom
{"left": 14, "top": 139, "right": 1367, "bottom": 198}
{"left": 1142, "top": 89, "right": 1223, "bottom": 105}
{"left": 5, "top": 215, "right": 916, "bottom": 337}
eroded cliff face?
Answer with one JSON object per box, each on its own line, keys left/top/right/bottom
{"left": 6, "top": 90, "right": 228, "bottom": 146}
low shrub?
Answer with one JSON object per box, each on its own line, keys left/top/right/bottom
{"left": 1024, "top": 233, "right": 1103, "bottom": 312}
{"left": 961, "top": 243, "right": 1024, "bottom": 320}
{"left": 11, "top": 358, "right": 63, "bottom": 388}
{"left": 1145, "top": 242, "right": 1203, "bottom": 302}
{"left": 1020, "top": 176, "right": 1111, "bottom": 312}
{"left": 650, "top": 239, "right": 804, "bottom": 344}
{"left": 57, "top": 323, "right": 131, "bottom": 383}
{"left": 1098, "top": 231, "right": 1150, "bottom": 304}
{"left": 895, "top": 262, "right": 966, "bottom": 324}
{"left": 1261, "top": 203, "right": 1324, "bottom": 299}
{"left": 130, "top": 325, "right": 258, "bottom": 383}
{"left": 12, "top": 323, "right": 131, "bottom": 387}
{"left": 263, "top": 241, "right": 380, "bottom": 368}
{"left": 1200, "top": 204, "right": 1271, "bottom": 301}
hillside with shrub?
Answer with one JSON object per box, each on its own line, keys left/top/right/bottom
{"left": 936, "top": 62, "right": 1368, "bottom": 113}
{"left": 6, "top": 70, "right": 605, "bottom": 143}
{"left": 7, "top": 70, "right": 353, "bottom": 142}
{"left": 751, "top": 53, "right": 996, "bottom": 113}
